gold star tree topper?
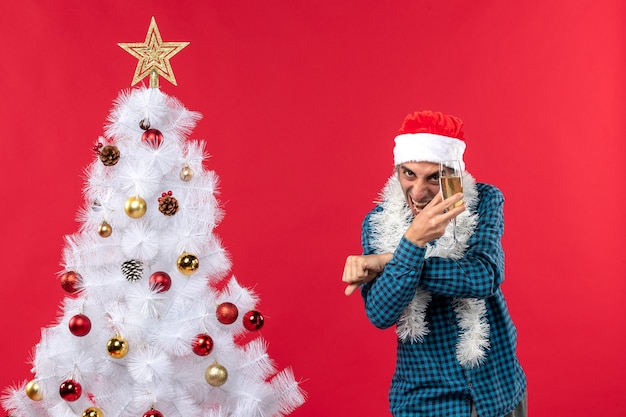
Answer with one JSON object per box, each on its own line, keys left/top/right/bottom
{"left": 118, "top": 17, "right": 189, "bottom": 88}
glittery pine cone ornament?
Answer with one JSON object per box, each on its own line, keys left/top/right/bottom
{"left": 99, "top": 145, "right": 120, "bottom": 166}
{"left": 158, "top": 191, "right": 179, "bottom": 216}
{"left": 121, "top": 259, "right": 143, "bottom": 282}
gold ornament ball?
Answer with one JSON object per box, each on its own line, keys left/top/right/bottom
{"left": 106, "top": 335, "right": 129, "bottom": 358}
{"left": 180, "top": 164, "right": 194, "bottom": 182}
{"left": 25, "top": 380, "right": 43, "bottom": 401}
{"left": 98, "top": 221, "right": 113, "bottom": 237}
{"left": 177, "top": 253, "right": 199, "bottom": 275}
{"left": 83, "top": 407, "right": 104, "bottom": 417}
{"left": 124, "top": 196, "right": 147, "bottom": 218}
{"left": 205, "top": 362, "right": 228, "bottom": 387}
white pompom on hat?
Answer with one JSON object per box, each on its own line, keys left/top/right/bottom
{"left": 393, "top": 111, "right": 467, "bottom": 171}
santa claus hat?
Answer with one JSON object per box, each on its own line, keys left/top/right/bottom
{"left": 393, "top": 111, "right": 467, "bottom": 171}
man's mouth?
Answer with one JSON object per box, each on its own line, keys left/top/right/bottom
{"left": 410, "top": 198, "right": 429, "bottom": 214}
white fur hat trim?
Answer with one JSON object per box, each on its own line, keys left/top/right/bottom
{"left": 393, "top": 133, "right": 466, "bottom": 171}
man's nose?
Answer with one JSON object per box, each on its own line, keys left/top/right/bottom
{"left": 411, "top": 180, "right": 431, "bottom": 201}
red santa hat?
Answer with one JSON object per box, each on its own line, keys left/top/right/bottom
{"left": 393, "top": 110, "right": 467, "bottom": 171}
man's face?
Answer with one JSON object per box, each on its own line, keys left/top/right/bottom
{"left": 397, "top": 161, "right": 441, "bottom": 216}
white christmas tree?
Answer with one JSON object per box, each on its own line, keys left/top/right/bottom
{"left": 2, "top": 17, "right": 305, "bottom": 417}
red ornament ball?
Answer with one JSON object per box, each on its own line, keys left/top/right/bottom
{"left": 192, "top": 333, "right": 214, "bottom": 356}
{"left": 149, "top": 271, "right": 172, "bottom": 293}
{"left": 216, "top": 302, "right": 239, "bottom": 325}
{"left": 141, "top": 128, "right": 163, "bottom": 147}
{"left": 59, "top": 379, "right": 82, "bottom": 402}
{"left": 69, "top": 314, "right": 92, "bottom": 337}
{"left": 143, "top": 409, "right": 163, "bottom": 417}
{"left": 243, "top": 310, "right": 265, "bottom": 331}
{"left": 60, "top": 271, "right": 81, "bottom": 294}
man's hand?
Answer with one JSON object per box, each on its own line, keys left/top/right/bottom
{"left": 404, "top": 192, "right": 466, "bottom": 247}
{"left": 342, "top": 253, "right": 393, "bottom": 296}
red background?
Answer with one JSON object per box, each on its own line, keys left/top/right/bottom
{"left": 1, "top": 1, "right": 625, "bottom": 416}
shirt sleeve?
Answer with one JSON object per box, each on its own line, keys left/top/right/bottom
{"left": 360, "top": 184, "right": 505, "bottom": 329}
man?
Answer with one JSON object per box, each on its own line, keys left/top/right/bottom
{"left": 342, "top": 111, "right": 526, "bottom": 417}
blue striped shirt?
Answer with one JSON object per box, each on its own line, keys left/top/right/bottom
{"left": 360, "top": 183, "right": 526, "bottom": 417}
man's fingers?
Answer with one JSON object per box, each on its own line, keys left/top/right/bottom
{"left": 341, "top": 262, "right": 350, "bottom": 283}
{"left": 342, "top": 254, "right": 390, "bottom": 295}
{"left": 342, "top": 256, "right": 356, "bottom": 283}
{"left": 436, "top": 192, "right": 465, "bottom": 216}
{"left": 344, "top": 282, "right": 360, "bottom": 296}
{"left": 439, "top": 192, "right": 463, "bottom": 208}
{"left": 343, "top": 256, "right": 368, "bottom": 283}
{"left": 427, "top": 192, "right": 444, "bottom": 207}
{"left": 342, "top": 256, "right": 367, "bottom": 296}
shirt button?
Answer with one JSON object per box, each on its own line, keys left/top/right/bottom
{"left": 468, "top": 383, "right": 473, "bottom": 389}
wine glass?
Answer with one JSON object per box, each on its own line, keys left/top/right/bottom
{"left": 439, "top": 160, "right": 463, "bottom": 245}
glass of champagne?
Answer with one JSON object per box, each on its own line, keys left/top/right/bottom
{"left": 439, "top": 160, "right": 463, "bottom": 245}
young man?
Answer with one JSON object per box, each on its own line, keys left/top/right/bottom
{"left": 342, "top": 111, "right": 527, "bottom": 417}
